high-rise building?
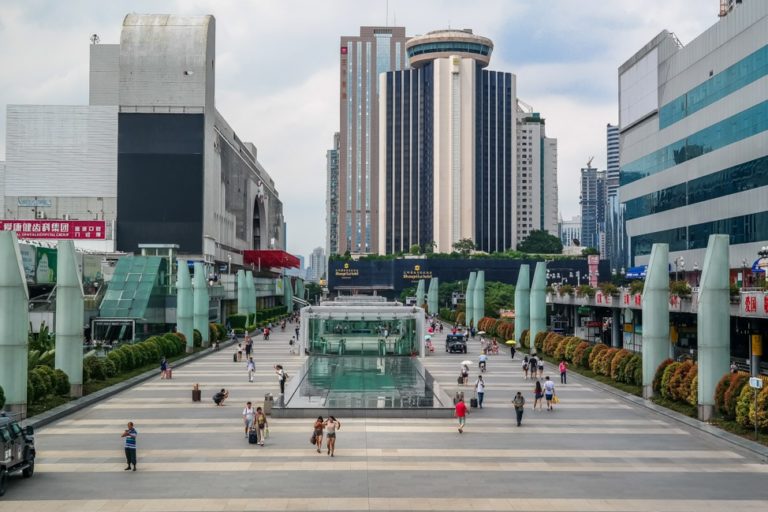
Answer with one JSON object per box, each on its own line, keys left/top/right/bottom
{"left": 619, "top": 1, "right": 768, "bottom": 267}
{"left": 580, "top": 165, "right": 605, "bottom": 251}
{"left": 377, "top": 29, "right": 557, "bottom": 254}
{"left": 338, "top": 26, "right": 408, "bottom": 255}
{"left": 559, "top": 215, "right": 582, "bottom": 247}
{"left": 307, "top": 247, "right": 326, "bottom": 283}
{"left": 326, "top": 132, "right": 340, "bottom": 255}
{"left": 606, "top": 123, "right": 620, "bottom": 198}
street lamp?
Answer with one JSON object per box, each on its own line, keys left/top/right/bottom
{"left": 674, "top": 256, "right": 685, "bottom": 281}
{"left": 693, "top": 261, "right": 699, "bottom": 286}
{"left": 742, "top": 258, "right": 747, "bottom": 288}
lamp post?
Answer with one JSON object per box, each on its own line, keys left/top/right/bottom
{"left": 693, "top": 261, "right": 699, "bottom": 287}
{"left": 674, "top": 256, "right": 685, "bottom": 281}
{"left": 742, "top": 258, "right": 748, "bottom": 288}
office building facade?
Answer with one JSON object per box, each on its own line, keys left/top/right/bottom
{"left": 378, "top": 29, "right": 557, "bottom": 254}
{"left": 338, "top": 26, "right": 408, "bottom": 255}
{"left": 580, "top": 165, "right": 605, "bottom": 251}
{"left": 559, "top": 215, "right": 582, "bottom": 248}
{"left": 326, "top": 132, "right": 340, "bottom": 256}
{"left": 619, "top": 2, "right": 768, "bottom": 267}
{"left": 308, "top": 247, "right": 326, "bottom": 283}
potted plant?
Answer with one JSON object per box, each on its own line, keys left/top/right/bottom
{"left": 558, "top": 284, "right": 574, "bottom": 297}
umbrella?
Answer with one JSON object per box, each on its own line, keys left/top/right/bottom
{"left": 505, "top": 340, "right": 516, "bottom": 345}
{"left": 424, "top": 334, "right": 432, "bottom": 340}
{"left": 461, "top": 360, "right": 473, "bottom": 366}
{"left": 477, "top": 331, "right": 486, "bottom": 335}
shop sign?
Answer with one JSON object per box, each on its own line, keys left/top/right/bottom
{"left": 334, "top": 262, "right": 359, "bottom": 279}
{"left": 741, "top": 292, "right": 768, "bottom": 318}
{"left": 402, "top": 264, "right": 432, "bottom": 280}
{"left": 668, "top": 294, "right": 683, "bottom": 311}
{"left": 594, "top": 291, "right": 613, "bottom": 306}
{"left": 621, "top": 292, "right": 642, "bottom": 308}
{"left": 1, "top": 219, "right": 106, "bottom": 240}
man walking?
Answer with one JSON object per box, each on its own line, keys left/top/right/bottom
{"left": 513, "top": 392, "right": 525, "bottom": 426}
{"left": 544, "top": 376, "right": 556, "bottom": 411}
{"left": 474, "top": 375, "right": 485, "bottom": 409}
{"left": 121, "top": 421, "right": 137, "bottom": 471}
{"left": 455, "top": 397, "right": 468, "bottom": 433}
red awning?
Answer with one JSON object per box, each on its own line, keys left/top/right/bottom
{"left": 243, "top": 250, "right": 300, "bottom": 269}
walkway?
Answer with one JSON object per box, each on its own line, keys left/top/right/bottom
{"left": 1, "top": 326, "right": 767, "bottom": 511}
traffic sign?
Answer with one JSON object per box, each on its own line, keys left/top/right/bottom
{"left": 749, "top": 377, "right": 763, "bottom": 389}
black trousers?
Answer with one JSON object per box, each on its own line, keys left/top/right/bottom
{"left": 515, "top": 408, "right": 524, "bottom": 426}
{"left": 561, "top": 371, "right": 567, "bottom": 384}
{"left": 280, "top": 378, "right": 285, "bottom": 394}
{"left": 125, "top": 448, "right": 137, "bottom": 467}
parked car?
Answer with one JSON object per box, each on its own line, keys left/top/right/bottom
{"left": 0, "top": 413, "right": 35, "bottom": 497}
{"left": 445, "top": 333, "right": 468, "bottom": 353}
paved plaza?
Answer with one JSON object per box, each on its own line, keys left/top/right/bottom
{"left": 1, "top": 326, "right": 767, "bottom": 511}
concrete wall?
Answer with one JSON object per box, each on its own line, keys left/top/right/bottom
{"left": 89, "top": 44, "right": 120, "bottom": 106}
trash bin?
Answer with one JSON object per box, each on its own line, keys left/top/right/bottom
{"left": 263, "top": 393, "right": 274, "bottom": 415}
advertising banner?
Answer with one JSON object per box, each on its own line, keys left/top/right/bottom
{"left": 1, "top": 219, "right": 106, "bottom": 239}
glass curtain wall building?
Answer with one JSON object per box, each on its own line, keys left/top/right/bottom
{"left": 326, "top": 132, "right": 340, "bottom": 256}
{"left": 619, "top": 2, "right": 768, "bottom": 267}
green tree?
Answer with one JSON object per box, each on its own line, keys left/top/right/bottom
{"left": 517, "top": 230, "right": 563, "bottom": 254}
{"left": 305, "top": 282, "right": 323, "bottom": 304}
{"left": 409, "top": 244, "right": 421, "bottom": 255}
{"left": 452, "top": 238, "right": 476, "bottom": 257}
{"left": 484, "top": 281, "right": 516, "bottom": 318}
{"left": 581, "top": 247, "right": 599, "bottom": 256}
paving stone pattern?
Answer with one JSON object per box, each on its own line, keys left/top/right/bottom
{"left": 1, "top": 323, "right": 767, "bottom": 511}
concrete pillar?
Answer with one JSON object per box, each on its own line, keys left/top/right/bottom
{"left": 0, "top": 232, "right": 29, "bottom": 417}
{"left": 641, "top": 243, "right": 669, "bottom": 399}
{"left": 283, "top": 275, "right": 293, "bottom": 313}
{"left": 697, "top": 235, "right": 731, "bottom": 421}
{"left": 465, "top": 272, "right": 476, "bottom": 328}
{"left": 416, "top": 311, "right": 426, "bottom": 358}
{"left": 514, "top": 265, "right": 530, "bottom": 343}
{"left": 176, "top": 261, "right": 194, "bottom": 353}
{"left": 415, "top": 279, "right": 426, "bottom": 310}
{"left": 427, "top": 277, "right": 439, "bottom": 315}
{"left": 245, "top": 270, "right": 256, "bottom": 318}
{"left": 193, "top": 262, "right": 210, "bottom": 347}
{"left": 611, "top": 308, "right": 622, "bottom": 348}
{"left": 473, "top": 271, "right": 485, "bottom": 325}
{"left": 236, "top": 270, "right": 247, "bottom": 316}
{"left": 54, "top": 240, "right": 85, "bottom": 397}
{"left": 529, "top": 262, "right": 547, "bottom": 354}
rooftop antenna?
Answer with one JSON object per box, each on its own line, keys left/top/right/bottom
{"left": 90, "top": 33, "right": 100, "bottom": 45}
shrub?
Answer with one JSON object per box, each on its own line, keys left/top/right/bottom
{"left": 53, "top": 369, "right": 70, "bottom": 395}
{"left": 588, "top": 343, "right": 608, "bottom": 369}
{"left": 576, "top": 285, "right": 596, "bottom": 298}
{"left": 715, "top": 373, "right": 736, "bottom": 415}
{"left": 541, "top": 333, "right": 561, "bottom": 355}
{"left": 26, "top": 377, "right": 38, "bottom": 404}
{"left": 599, "top": 282, "right": 619, "bottom": 295}
{"left": 30, "top": 367, "right": 52, "bottom": 398}
{"left": 667, "top": 361, "right": 694, "bottom": 402}
{"left": 28, "top": 371, "right": 46, "bottom": 403}
{"left": 227, "top": 314, "right": 247, "bottom": 330}
{"left": 735, "top": 376, "right": 768, "bottom": 429}
{"left": 455, "top": 312, "right": 465, "bottom": 326}
{"left": 534, "top": 332, "right": 548, "bottom": 352}
{"left": 629, "top": 280, "right": 644, "bottom": 295}
{"left": 193, "top": 329, "right": 202, "bottom": 348}
{"left": 723, "top": 373, "right": 750, "bottom": 420}
{"left": 670, "top": 280, "right": 692, "bottom": 297}
{"left": 521, "top": 329, "right": 530, "bottom": 349}
{"left": 572, "top": 342, "right": 590, "bottom": 368}
{"left": 84, "top": 356, "right": 107, "bottom": 381}
{"left": 660, "top": 362, "right": 681, "bottom": 399}
{"left": 0, "top": 385, "right": 4, "bottom": 409}
{"left": 681, "top": 364, "right": 698, "bottom": 405}
{"left": 653, "top": 359, "right": 674, "bottom": 394}
{"left": 564, "top": 338, "right": 581, "bottom": 362}
{"left": 552, "top": 338, "right": 569, "bottom": 361}
{"left": 106, "top": 351, "right": 123, "bottom": 374}
{"left": 580, "top": 346, "right": 594, "bottom": 369}
{"left": 610, "top": 349, "right": 632, "bottom": 381}
{"left": 173, "top": 331, "right": 187, "bottom": 347}
{"left": 688, "top": 374, "right": 698, "bottom": 406}
{"left": 32, "top": 365, "right": 56, "bottom": 396}
{"left": 102, "top": 358, "right": 118, "bottom": 378}
{"left": 623, "top": 354, "right": 642, "bottom": 386}
{"left": 558, "top": 284, "right": 574, "bottom": 297}
{"left": 597, "top": 348, "right": 619, "bottom": 376}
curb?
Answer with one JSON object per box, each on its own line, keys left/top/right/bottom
{"left": 26, "top": 339, "right": 237, "bottom": 431}
{"left": 564, "top": 364, "right": 768, "bottom": 462}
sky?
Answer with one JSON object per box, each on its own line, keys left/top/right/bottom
{"left": 0, "top": 1, "right": 717, "bottom": 261}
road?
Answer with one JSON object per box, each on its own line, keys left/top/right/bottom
{"left": 1, "top": 324, "right": 767, "bottom": 511}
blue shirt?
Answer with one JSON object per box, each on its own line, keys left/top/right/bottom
{"left": 124, "top": 428, "right": 137, "bottom": 449}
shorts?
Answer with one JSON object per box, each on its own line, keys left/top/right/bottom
{"left": 545, "top": 394, "right": 553, "bottom": 401}
{"left": 245, "top": 418, "right": 254, "bottom": 429}
{"left": 326, "top": 433, "right": 336, "bottom": 438}
{"left": 458, "top": 416, "right": 466, "bottom": 426}
{"left": 535, "top": 393, "right": 543, "bottom": 400}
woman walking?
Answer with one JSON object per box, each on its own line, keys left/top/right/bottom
{"left": 160, "top": 357, "right": 168, "bottom": 379}
{"left": 242, "top": 401, "right": 255, "bottom": 437}
{"left": 533, "top": 380, "right": 544, "bottom": 411}
{"left": 474, "top": 375, "right": 485, "bottom": 409}
{"left": 537, "top": 358, "right": 544, "bottom": 379}
{"left": 255, "top": 407, "right": 268, "bottom": 446}
{"left": 312, "top": 416, "right": 325, "bottom": 453}
{"left": 522, "top": 356, "right": 529, "bottom": 380}
{"left": 324, "top": 416, "right": 341, "bottom": 456}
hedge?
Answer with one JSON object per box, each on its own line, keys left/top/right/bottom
{"left": 653, "top": 359, "right": 674, "bottom": 394}
{"left": 520, "top": 329, "right": 530, "bottom": 350}
{"left": 652, "top": 359, "right": 698, "bottom": 408}
{"left": 735, "top": 376, "right": 768, "bottom": 430}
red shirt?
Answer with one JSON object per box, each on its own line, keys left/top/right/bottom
{"left": 455, "top": 401, "right": 467, "bottom": 418}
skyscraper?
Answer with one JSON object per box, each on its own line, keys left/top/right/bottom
{"left": 378, "top": 29, "right": 557, "bottom": 254}
{"left": 580, "top": 165, "right": 605, "bottom": 251}
{"left": 338, "top": 26, "right": 408, "bottom": 255}
{"left": 307, "top": 247, "right": 326, "bottom": 283}
{"left": 325, "top": 132, "right": 340, "bottom": 256}
{"left": 606, "top": 123, "right": 620, "bottom": 198}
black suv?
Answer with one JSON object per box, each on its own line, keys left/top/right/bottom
{"left": 445, "top": 333, "right": 468, "bottom": 353}
{"left": 0, "top": 413, "right": 35, "bottom": 497}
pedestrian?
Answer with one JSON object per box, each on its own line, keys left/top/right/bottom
{"left": 289, "top": 336, "right": 296, "bottom": 355}
{"left": 275, "top": 364, "right": 287, "bottom": 394}
{"left": 455, "top": 397, "right": 468, "bottom": 433}
{"left": 529, "top": 356, "right": 538, "bottom": 380}
{"left": 263, "top": 327, "right": 270, "bottom": 341}
{"left": 510, "top": 345, "right": 516, "bottom": 359}
{"left": 160, "top": 357, "right": 168, "bottom": 379}
{"left": 246, "top": 357, "right": 256, "bottom": 383}
{"left": 295, "top": 326, "right": 300, "bottom": 339}
{"left": 474, "top": 375, "right": 485, "bottom": 408}
{"left": 255, "top": 406, "right": 268, "bottom": 446}
{"left": 537, "top": 358, "right": 544, "bottom": 379}
{"left": 121, "top": 421, "right": 137, "bottom": 471}
{"left": 559, "top": 359, "right": 569, "bottom": 384}
{"left": 243, "top": 401, "right": 255, "bottom": 437}
{"left": 544, "top": 376, "right": 555, "bottom": 411}
{"left": 729, "top": 361, "right": 738, "bottom": 374}
{"left": 461, "top": 364, "right": 469, "bottom": 385}
{"left": 522, "top": 356, "right": 529, "bottom": 379}
{"left": 324, "top": 416, "right": 341, "bottom": 456}
{"left": 245, "top": 336, "right": 253, "bottom": 358}
{"left": 313, "top": 416, "right": 325, "bottom": 453}
{"left": 533, "top": 380, "right": 544, "bottom": 411}
{"left": 512, "top": 392, "right": 525, "bottom": 426}
{"left": 237, "top": 343, "right": 243, "bottom": 362}
{"left": 213, "top": 388, "right": 229, "bottom": 406}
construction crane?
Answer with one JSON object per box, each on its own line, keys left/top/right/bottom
{"left": 586, "top": 156, "right": 594, "bottom": 168}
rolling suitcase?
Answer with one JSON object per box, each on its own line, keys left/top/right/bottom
{"left": 470, "top": 398, "right": 478, "bottom": 408}
{"left": 233, "top": 352, "right": 238, "bottom": 363}
{"left": 248, "top": 429, "right": 259, "bottom": 445}
{"left": 457, "top": 376, "right": 463, "bottom": 385}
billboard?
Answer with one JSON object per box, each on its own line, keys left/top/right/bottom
{"left": 1, "top": 219, "right": 106, "bottom": 240}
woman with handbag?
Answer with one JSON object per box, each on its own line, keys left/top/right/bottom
{"left": 312, "top": 416, "right": 324, "bottom": 453}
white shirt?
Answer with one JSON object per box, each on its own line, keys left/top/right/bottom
{"left": 479, "top": 354, "right": 487, "bottom": 363}
{"left": 246, "top": 360, "right": 255, "bottom": 371}
{"left": 243, "top": 407, "right": 255, "bottom": 420}
{"left": 475, "top": 380, "right": 485, "bottom": 393}
{"left": 544, "top": 380, "right": 555, "bottom": 395}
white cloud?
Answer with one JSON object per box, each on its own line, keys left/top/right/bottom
{"left": 0, "top": 0, "right": 718, "bottom": 259}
